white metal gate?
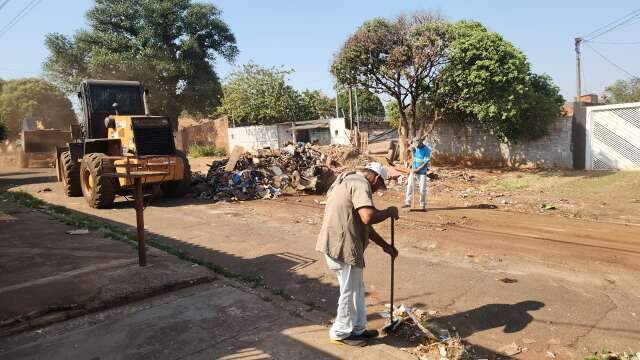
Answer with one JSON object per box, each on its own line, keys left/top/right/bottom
{"left": 586, "top": 102, "right": 640, "bottom": 170}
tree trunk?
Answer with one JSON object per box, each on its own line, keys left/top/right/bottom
{"left": 397, "top": 99, "right": 409, "bottom": 163}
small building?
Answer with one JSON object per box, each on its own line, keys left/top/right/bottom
{"left": 227, "top": 118, "right": 349, "bottom": 151}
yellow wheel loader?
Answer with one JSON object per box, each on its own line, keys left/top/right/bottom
{"left": 56, "top": 80, "right": 190, "bottom": 209}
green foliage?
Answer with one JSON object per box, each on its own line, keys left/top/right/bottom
{"left": 518, "top": 73, "right": 565, "bottom": 140}
{"left": 337, "top": 87, "right": 384, "bottom": 119}
{"left": 437, "top": 21, "right": 563, "bottom": 142}
{"left": 187, "top": 144, "right": 225, "bottom": 158}
{"left": 217, "top": 63, "right": 315, "bottom": 125}
{"left": 333, "top": 15, "right": 564, "bottom": 144}
{"left": 0, "top": 78, "right": 76, "bottom": 137}
{"left": 603, "top": 78, "right": 640, "bottom": 104}
{"left": 385, "top": 101, "right": 400, "bottom": 128}
{"left": 43, "top": 0, "right": 238, "bottom": 120}
{"left": 300, "top": 89, "right": 335, "bottom": 119}
{"left": 331, "top": 12, "right": 453, "bottom": 141}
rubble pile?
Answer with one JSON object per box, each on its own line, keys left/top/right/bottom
{"left": 388, "top": 305, "right": 470, "bottom": 360}
{"left": 192, "top": 143, "right": 342, "bottom": 202}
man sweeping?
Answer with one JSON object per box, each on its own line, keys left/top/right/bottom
{"left": 316, "top": 162, "right": 399, "bottom": 347}
{"left": 403, "top": 136, "right": 432, "bottom": 211}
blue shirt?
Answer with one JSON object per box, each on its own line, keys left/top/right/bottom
{"left": 412, "top": 145, "right": 431, "bottom": 175}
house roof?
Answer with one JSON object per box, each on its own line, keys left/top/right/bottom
{"left": 290, "top": 123, "right": 330, "bottom": 130}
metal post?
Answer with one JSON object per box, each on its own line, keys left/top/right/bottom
{"left": 354, "top": 88, "right": 360, "bottom": 133}
{"left": 575, "top": 37, "right": 582, "bottom": 102}
{"left": 134, "top": 177, "right": 146, "bottom": 266}
{"left": 335, "top": 88, "right": 339, "bottom": 118}
{"left": 348, "top": 87, "right": 353, "bottom": 130}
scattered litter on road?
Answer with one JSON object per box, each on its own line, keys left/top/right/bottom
{"left": 498, "top": 342, "right": 523, "bottom": 356}
{"left": 385, "top": 304, "right": 470, "bottom": 359}
{"left": 541, "top": 203, "right": 558, "bottom": 210}
{"left": 37, "top": 188, "right": 52, "bottom": 193}
{"left": 546, "top": 351, "right": 556, "bottom": 358}
{"left": 66, "top": 229, "right": 89, "bottom": 235}
{"left": 498, "top": 277, "right": 518, "bottom": 283}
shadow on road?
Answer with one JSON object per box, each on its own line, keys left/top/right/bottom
{"left": 429, "top": 301, "right": 545, "bottom": 338}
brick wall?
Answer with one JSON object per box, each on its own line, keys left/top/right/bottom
{"left": 425, "top": 117, "right": 573, "bottom": 168}
{"left": 176, "top": 116, "right": 229, "bottom": 152}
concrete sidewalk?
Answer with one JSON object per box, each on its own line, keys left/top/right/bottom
{"left": 0, "top": 283, "right": 412, "bottom": 360}
{"left": 0, "top": 190, "right": 412, "bottom": 359}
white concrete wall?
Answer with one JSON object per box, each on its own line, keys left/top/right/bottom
{"left": 227, "top": 125, "right": 280, "bottom": 150}
{"left": 329, "top": 118, "right": 350, "bottom": 145}
{"left": 227, "top": 118, "right": 350, "bottom": 150}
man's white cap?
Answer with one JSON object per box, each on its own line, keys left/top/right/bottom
{"left": 365, "top": 162, "right": 388, "bottom": 189}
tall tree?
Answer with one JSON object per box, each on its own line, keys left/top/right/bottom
{"left": 332, "top": 12, "right": 452, "bottom": 159}
{"left": 0, "top": 78, "right": 76, "bottom": 137}
{"left": 603, "top": 78, "right": 640, "bottom": 104}
{"left": 437, "top": 21, "right": 563, "bottom": 141}
{"left": 217, "top": 63, "right": 313, "bottom": 125}
{"left": 43, "top": 0, "right": 238, "bottom": 120}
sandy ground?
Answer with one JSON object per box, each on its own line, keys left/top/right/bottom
{"left": 1, "top": 165, "right": 639, "bottom": 359}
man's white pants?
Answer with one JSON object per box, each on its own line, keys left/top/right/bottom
{"left": 325, "top": 255, "right": 366, "bottom": 340}
{"left": 405, "top": 173, "right": 428, "bottom": 208}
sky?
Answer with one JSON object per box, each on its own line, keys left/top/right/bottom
{"left": 0, "top": 0, "right": 639, "bottom": 103}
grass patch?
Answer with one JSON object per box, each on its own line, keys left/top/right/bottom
{"left": 187, "top": 144, "right": 226, "bottom": 158}
{"left": 0, "top": 189, "right": 294, "bottom": 301}
{"left": 492, "top": 176, "right": 531, "bottom": 192}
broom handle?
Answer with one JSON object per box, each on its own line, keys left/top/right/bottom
{"left": 390, "top": 217, "right": 395, "bottom": 321}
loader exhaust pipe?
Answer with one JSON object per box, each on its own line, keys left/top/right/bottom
{"left": 143, "top": 88, "right": 150, "bottom": 115}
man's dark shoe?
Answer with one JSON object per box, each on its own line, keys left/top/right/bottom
{"left": 353, "top": 329, "right": 379, "bottom": 339}
{"left": 330, "top": 334, "right": 368, "bottom": 347}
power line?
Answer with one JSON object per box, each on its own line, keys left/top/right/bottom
{"left": 581, "top": 8, "right": 640, "bottom": 41}
{"left": 588, "top": 40, "right": 640, "bottom": 45}
{"left": 585, "top": 43, "right": 639, "bottom": 79}
{"left": 0, "top": 0, "right": 10, "bottom": 13}
{"left": 0, "top": 0, "right": 43, "bottom": 39}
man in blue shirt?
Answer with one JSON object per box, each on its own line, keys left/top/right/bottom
{"left": 403, "top": 136, "right": 431, "bottom": 210}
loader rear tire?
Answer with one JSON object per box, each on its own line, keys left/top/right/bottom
{"left": 60, "top": 151, "right": 82, "bottom": 197}
{"left": 80, "top": 153, "right": 116, "bottom": 208}
{"left": 161, "top": 151, "right": 191, "bottom": 197}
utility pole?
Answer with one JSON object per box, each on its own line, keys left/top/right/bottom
{"left": 354, "top": 88, "right": 360, "bottom": 133}
{"left": 335, "top": 90, "right": 339, "bottom": 118}
{"left": 348, "top": 87, "right": 353, "bottom": 129}
{"left": 575, "top": 37, "right": 582, "bottom": 102}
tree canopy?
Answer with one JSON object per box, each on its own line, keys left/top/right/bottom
{"left": 437, "top": 21, "right": 564, "bottom": 141}
{"left": 332, "top": 12, "right": 452, "bottom": 150}
{"left": 43, "top": 0, "right": 238, "bottom": 120}
{"left": 333, "top": 13, "right": 564, "bottom": 154}
{"left": 0, "top": 78, "right": 76, "bottom": 137}
{"left": 300, "top": 89, "right": 335, "bottom": 119}
{"left": 217, "top": 63, "right": 338, "bottom": 125}
{"left": 603, "top": 78, "right": 640, "bottom": 104}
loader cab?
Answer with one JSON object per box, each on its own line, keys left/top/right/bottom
{"left": 78, "top": 80, "right": 146, "bottom": 139}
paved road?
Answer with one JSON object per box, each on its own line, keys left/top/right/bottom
{"left": 0, "top": 169, "right": 412, "bottom": 360}
{"left": 2, "top": 167, "right": 639, "bottom": 359}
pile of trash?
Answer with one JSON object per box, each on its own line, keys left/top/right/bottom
{"left": 386, "top": 305, "right": 470, "bottom": 360}
{"left": 192, "top": 143, "right": 342, "bottom": 202}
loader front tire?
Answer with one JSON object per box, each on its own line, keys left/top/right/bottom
{"left": 60, "top": 151, "right": 82, "bottom": 197}
{"left": 80, "top": 153, "right": 116, "bottom": 208}
{"left": 161, "top": 151, "right": 191, "bottom": 197}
